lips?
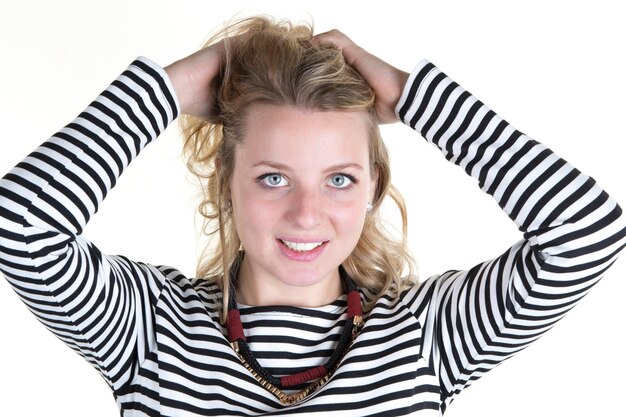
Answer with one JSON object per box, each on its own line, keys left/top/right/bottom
{"left": 277, "top": 238, "right": 329, "bottom": 261}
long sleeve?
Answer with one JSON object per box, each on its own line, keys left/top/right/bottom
{"left": 0, "top": 57, "right": 180, "bottom": 393}
{"left": 396, "top": 60, "right": 626, "bottom": 410}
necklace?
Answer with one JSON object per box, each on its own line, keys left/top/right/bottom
{"left": 226, "top": 263, "right": 364, "bottom": 405}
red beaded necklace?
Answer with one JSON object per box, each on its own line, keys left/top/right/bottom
{"left": 226, "top": 261, "right": 363, "bottom": 405}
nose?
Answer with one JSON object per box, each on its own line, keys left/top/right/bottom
{"left": 285, "top": 186, "right": 324, "bottom": 229}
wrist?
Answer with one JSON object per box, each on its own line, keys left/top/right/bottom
{"left": 164, "top": 60, "right": 191, "bottom": 115}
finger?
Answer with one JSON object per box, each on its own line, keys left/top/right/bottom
{"left": 311, "top": 29, "right": 352, "bottom": 50}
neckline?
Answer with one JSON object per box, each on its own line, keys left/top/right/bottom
{"left": 236, "top": 295, "right": 347, "bottom": 315}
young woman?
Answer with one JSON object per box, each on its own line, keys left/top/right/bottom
{"left": 1, "top": 14, "right": 624, "bottom": 417}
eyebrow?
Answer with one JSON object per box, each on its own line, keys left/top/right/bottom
{"left": 253, "top": 160, "right": 364, "bottom": 172}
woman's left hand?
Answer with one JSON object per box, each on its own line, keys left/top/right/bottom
{"left": 312, "top": 29, "right": 409, "bottom": 124}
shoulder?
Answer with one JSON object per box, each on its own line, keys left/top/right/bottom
{"left": 153, "top": 265, "right": 223, "bottom": 312}
{"left": 392, "top": 271, "right": 459, "bottom": 318}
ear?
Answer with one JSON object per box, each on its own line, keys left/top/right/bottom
{"left": 369, "top": 163, "right": 380, "bottom": 203}
{"left": 215, "top": 157, "right": 232, "bottom": 202}
{"left": 215, "top": 156, "right": 222, "bottom": 172}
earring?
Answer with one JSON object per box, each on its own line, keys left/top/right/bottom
{"left": 366, "top": 202, "right": 373, "bottom": 212}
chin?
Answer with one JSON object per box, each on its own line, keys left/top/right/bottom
{"left": 278, "top": 269, "right": 329, "bottom": 288}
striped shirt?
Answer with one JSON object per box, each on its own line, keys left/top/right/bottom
{"left": 0, "top": 57, "right": 624, "bottom": 416}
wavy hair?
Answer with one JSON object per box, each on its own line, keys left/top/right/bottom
{"left": 179, "top": 16, "right": 416, "bottom": 320}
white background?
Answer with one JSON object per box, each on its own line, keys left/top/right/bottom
{"left": 1, "top": 1, "right": 625, "bottom": 416}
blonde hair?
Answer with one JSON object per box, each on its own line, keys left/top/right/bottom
{"left": 180, "top": 16, "right": 416, "bottom": 319}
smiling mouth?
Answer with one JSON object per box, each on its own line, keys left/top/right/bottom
{"left": 279, "top": 239, "right": 326, "bottom": 252}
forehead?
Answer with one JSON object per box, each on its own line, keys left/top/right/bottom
{"left": 238, "top": 104, "right": 371, "bottom": 165}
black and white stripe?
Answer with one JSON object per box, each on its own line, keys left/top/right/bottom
{"left": 0, "top": 57, "right": 624, "bottom": 416}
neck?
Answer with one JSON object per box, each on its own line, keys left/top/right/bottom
{"left": 225, "top": 257, "right": 363, "bottom": 403}
{"left": 235, "top": 256, "right": 343, "bottom": 307}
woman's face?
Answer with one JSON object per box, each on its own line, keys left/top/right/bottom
{"left": 229, "top": 104, "right": 376, "bottom": 306}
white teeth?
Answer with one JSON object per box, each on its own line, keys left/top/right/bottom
{"left": 280, "top": 240, "right": 324, "bottom": 252}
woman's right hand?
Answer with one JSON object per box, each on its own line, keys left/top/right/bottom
{"left": 164, "top": 40, "right": 225, "bottom": 119}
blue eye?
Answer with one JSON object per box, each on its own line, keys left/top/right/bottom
{"left": 259, "top": 173, "right": 288, "bottom": 188}
{"left": 328, "top": 174, "right": 354, "bottom": 189}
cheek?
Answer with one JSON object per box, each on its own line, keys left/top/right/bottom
{"left": 232, "top": 191, "right": 281, "bottom": 238}
{"left": 330, "top": 201, "right": 367, "bottom": 236}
